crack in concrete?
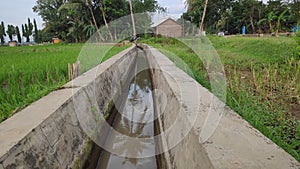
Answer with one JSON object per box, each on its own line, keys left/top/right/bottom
{"left": 38, "top": 126, "right": 62, "bottom": 167}
{"left": 50, "top": 116, "right": 64, "bottom": 147}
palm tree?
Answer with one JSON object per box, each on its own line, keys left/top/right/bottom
{"left": 186, "top": 0, "right": 208, "bottom": 34}
{"left": 99, "top": 2, "right": 114, "bottom": 41}
{"left": 6, "top": 25, "right": 16, "bottom": 42}
{"left": 15, "top": 26, "right": 22, "bottom": 43}
{"left": 59, "top": 0, "right": 105, "bottom": 41}
{"left": 0, "top": 21, "right": 6, "bottom": 44}
{"left": 86, "top": 0, "right": 105, "bottom": 41}
{"left": 199, "top": 0, "right": 208, "bottom": 34}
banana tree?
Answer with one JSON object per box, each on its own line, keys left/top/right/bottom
{"left": 275, "top": 9, "right": 288, "bottom": 34}
{"left": 267, "top": 11, "right": 277, "bottom": 33}
{"left": 257, "top": 18, "right": 267, "bottom": 33}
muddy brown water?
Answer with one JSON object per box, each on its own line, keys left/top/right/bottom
{"left": 84, "top": 49, "right": 161, "bottom": 169}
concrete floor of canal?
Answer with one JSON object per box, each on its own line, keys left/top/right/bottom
{"left": 85, "top": 49, "right": 159, "bottom": 169}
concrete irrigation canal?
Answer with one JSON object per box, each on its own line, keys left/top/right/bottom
{"left": 0, "top": 45, "right": 299, "bottom": 168}
{"left": 84, "top": 49, "right": 160, "bottom": 169}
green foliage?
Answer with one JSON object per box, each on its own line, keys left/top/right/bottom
{"left": 101, "top": 0, "right": 129, "bottom": 21}
{"left": 184, "top": 0, "right": 299, "bottom": 34}
{"left": 22, "top": 18, "right": 34, "bottom": 42}
{"left": 33, "top": 0, "right": 165, "bottom": 42}
{"left": 0, "top": 21, "right": 6, "bottom": 44}
{"left": 276, "top": 9, "right": 288, "bottom": 32}
{"left": 33, "top": 19, "right": 39, "bottom": 43}
{"left": 132, "top": 0, "right": 165, "bottom": 13}
{"left": 22, "top": 18, "right": 33, "bottom": 42}
{"left": 15, "top": 26, "right": 22, "bottom": 43}
{"left": 6, "top": 25, "right": 16, "bottom": 42}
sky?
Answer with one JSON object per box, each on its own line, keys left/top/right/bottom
{"left": 0, "top": 0, "right": 43, "bottom": 29}
{"left": 157, "top": 0, "right": 186, "bottom": 19}
{"left": 0, "top": 0, "right": 186, "bottom": 30}
{"left": 0, "top": 0, "right": 269, "bottom": 30}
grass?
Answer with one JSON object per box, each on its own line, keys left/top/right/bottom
{"left": 141, "top": 36, "right": 300, "bottom": 161}
{"left": 210, "top": 36, "right": 299, "bottom": 119}
{"left": 0, "top": 43, "right": 130, "bottom": 122}
{"left": 209, "top": 36, "right": 298, "bottom": 66}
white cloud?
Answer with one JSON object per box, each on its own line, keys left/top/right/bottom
{"left": 157, "top": 0, "right": 186, "bottom": 19}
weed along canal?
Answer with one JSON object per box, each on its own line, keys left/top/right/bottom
{"left": 84, "top": 48, "right": 162, "bottom": 169}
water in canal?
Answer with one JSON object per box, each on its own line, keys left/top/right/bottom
{"left": 85, "top": 49, "right": 159, "bottom": 169}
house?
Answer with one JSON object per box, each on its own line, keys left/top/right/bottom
{"left": 151, "top": 18, "right": 182, "bottom": 38}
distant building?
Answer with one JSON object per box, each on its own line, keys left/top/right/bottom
{"left": 52, "top": 37, "right": 60, "bottom": 44}
{"left": 151, "top": 18, "right": 182, "bottom": 38}
{"left": 8, "top": 41, "right": 17, "bottom": 47}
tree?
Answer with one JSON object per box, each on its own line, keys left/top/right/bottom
{"left": 243, "top": 0, "right": 258, "bottom": 33}
{"left": 99, "top": 1, "right": 113, "bottom": 41}
{"left": 25, "top": 24, "right": 29, "bottom": 39}
{"left": 185, "top": 0, "right": 233, "bottom": 33}
{"left": 22, "top": 18, "right": 34, "bottom": 42}
{"left": 83, "top": 22, "right": 97, "bottom": 38}
{"left": 35, "top": 0, "right": 87, "bottom": 42}
{"left": 132, "top": 0, "right": 165, "bottom": 13}
{"left": 275, "top": 9, "right": 288, "bottom": 34}
{"left": 15, "top": 26, "right": 22, "bottom": 43}
{"left": 199, "top": 0, "right": 208, "bottom": 33}
{"left": 0, "top": 21, "right": 6, "bottom": 44}
{"left": 6, "top": 25, "right": 16, "bottom": 42}
{"left": 27, "top": 18, "right": 34, "bottom": 41}
{"left": 22, "top": 24, "right": 25, "bottom": 41}
{"left": 86, "top": 0, "right": 105, "bottom": 41}
{"left": 34, "top": 19, "right": 39, "bottom": 43}
{"left": 33, "top": 0, "right": 165, "bottom": 42}
{"left": 184, "top": 0, "right": 298, "bottom": 34}
{"left": 289, "top": 0, "right": 300, "bottom": 24}
{"left": 128, "top": 0, "right": 165, "bottom": 36}
{"left": 129, "top": 0, "right": 136, "bottom": 36}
